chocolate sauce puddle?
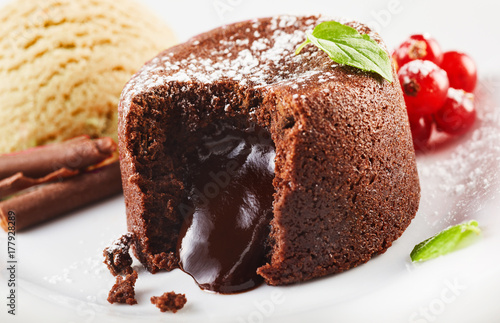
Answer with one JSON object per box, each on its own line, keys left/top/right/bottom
{"left": 177, "top": 123, "right": 275, "bottom": 294}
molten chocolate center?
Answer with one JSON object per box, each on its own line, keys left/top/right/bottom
{"left": 177, "top": 123, "right": 275, "bottom": 294}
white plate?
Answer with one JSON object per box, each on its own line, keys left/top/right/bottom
{"left": 2, "top": 81, "right": 500, "bottom": 323}
{"left": 1, "top": 1, "right": 500, "bottom": 322}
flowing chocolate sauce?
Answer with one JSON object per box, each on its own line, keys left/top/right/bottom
{"left": 177, "top": 123, "right": 275, "bottom": 294}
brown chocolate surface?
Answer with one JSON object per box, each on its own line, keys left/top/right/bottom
{"left": 118, "top": 15, "right": 420, "bottom": 287}
{"left": 177, "top": 123, "right": 275, "bottom": 293}
{"left": 150, "top": 292, "right": 187, "bottom": 313}
{"left": 107, "top": 270, "right": 138, "bottom": 305}
{"left": 103, "top": 232, "right": 134, "bottom": 276}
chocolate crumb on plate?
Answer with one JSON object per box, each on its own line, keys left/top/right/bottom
{"left": 107, "top": 270, "right": 138, "bottom": 305}
{"left": 150, "top": 292, "right": 187, "bottom": 313}
{"left": 103, "top": 232, "right": 134, "bottom": 276}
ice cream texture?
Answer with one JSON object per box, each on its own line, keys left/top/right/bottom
{"left": 0, "top": 0, "right": 176, "bottom": 153}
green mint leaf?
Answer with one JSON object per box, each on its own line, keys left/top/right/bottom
{"left": 410, "top": 220, "right": 481, "bottom": 263}
{"left": 295, "top": 21, "right": 393, "bottom": 82}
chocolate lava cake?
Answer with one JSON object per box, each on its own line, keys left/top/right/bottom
{"left": 118, "top": 15, "right": 420, "bottom": 293}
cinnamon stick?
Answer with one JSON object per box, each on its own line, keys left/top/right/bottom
{"left": 0, "top": 136, "right": 117, "bottom": 180}
{"left": 0, "top": 168, "right": 78, "bottom": 198}
{"left": 0, "top": 161, "right": 122, "bottom": 232}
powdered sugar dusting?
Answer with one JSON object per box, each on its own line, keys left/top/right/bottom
{"left": 417, "top": 82, "right": 500, "bottom": 226}
{"left": 403, "top": 59, "right": 440, "bottom": 78}
{"left": 260, "top": 29, "right": 304, "bottom": 63}
{"left": 448, "top": 87, "right": 465, "bottom": 102}
{"left": 447, "top": 88, "right": 475, "bottom": 112}
{"left": 43, "top": 256, "right": 106, "bottom": 284}
{"left": 105, "top": 232, "right": 133, "bottom": 252}
{"left": 119, "top": 15, "right": 387, "bottom": 116}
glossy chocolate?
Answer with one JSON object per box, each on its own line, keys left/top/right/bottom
{"left": 177, "top": 123, "right": 275, "bottom": 294}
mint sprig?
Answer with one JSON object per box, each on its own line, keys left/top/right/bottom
{"left": 410, "top": 220, "right": 481, "bottom": 263}
{"left": 295, "top": 21, "right": 393, "bottom": 82}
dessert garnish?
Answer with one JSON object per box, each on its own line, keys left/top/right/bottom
{"left": 410, "top": 220, "right": 481, "bottom": 262}
{"left": 295, "top": 21, "right": 393, "bottom": 82}
{"left": 150, "top": 292, "right": 187, "bottom": 313}
{"left": 399, "top": 60, "right": 450, "bottom": 117}
{"left": 392, "top": 34, "right": 443, "bottom": 68}
{"left": 434, "top": 89, "right": 476, "bottom": 136}
{"left": 440, "top": 51, "right": 477, "bottom": 93}
{"left": 107, "top": 270, "right": 138, "bottom": 305}
{"left": 0, "top": 136, "right": 121, "bottom": 231}
{"left": 393, "top": 34, "right": 478, "bottom": 150}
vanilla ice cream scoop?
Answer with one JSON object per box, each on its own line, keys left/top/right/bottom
{"left": 0, "top": 0, "right": 176, "bottom": 153}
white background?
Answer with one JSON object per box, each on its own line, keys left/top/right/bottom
{"left": 140, "top": 0, "right": 500, "bottom": 75}
{"left": 1, "top": 1, "right": 500, "bottom": 323}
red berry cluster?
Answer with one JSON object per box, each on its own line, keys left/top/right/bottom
{"left": 393, "top": 34, "right": 478, "bottom": 151}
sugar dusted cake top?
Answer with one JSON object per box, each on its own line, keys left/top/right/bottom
{"left": 119, "top": 15, "right": 385, "bottom": 116}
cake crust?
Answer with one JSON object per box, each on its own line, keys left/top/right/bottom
{"left": 118, "top": 15, "right": 420, "bottom": 285}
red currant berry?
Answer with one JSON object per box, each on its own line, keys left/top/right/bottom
{"left": 440, "top": 51, "right": 477, "bottom": 92}
{"left": 393, "top": 34, "right": 443, "bottom": 69}
{"left": 409, "top": 114, "right": 434, "bottom": 151}
{"left": 398, "top": 60, "right": 450, "bottom": 117}
{"left": 434, "top": 88, "right": 476, "bottom": 136}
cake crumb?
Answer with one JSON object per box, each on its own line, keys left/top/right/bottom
{"left": 103, "top": 232, "right": 134, "bottom": 276}
{"left": 107, "top": 271, "right": 138, "bottom": 305}
{"left": 149, "top": 251, "right": 178, "bottom": 272}
{"left": 150, "top": 292, "right": 187, "bottom": 313}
